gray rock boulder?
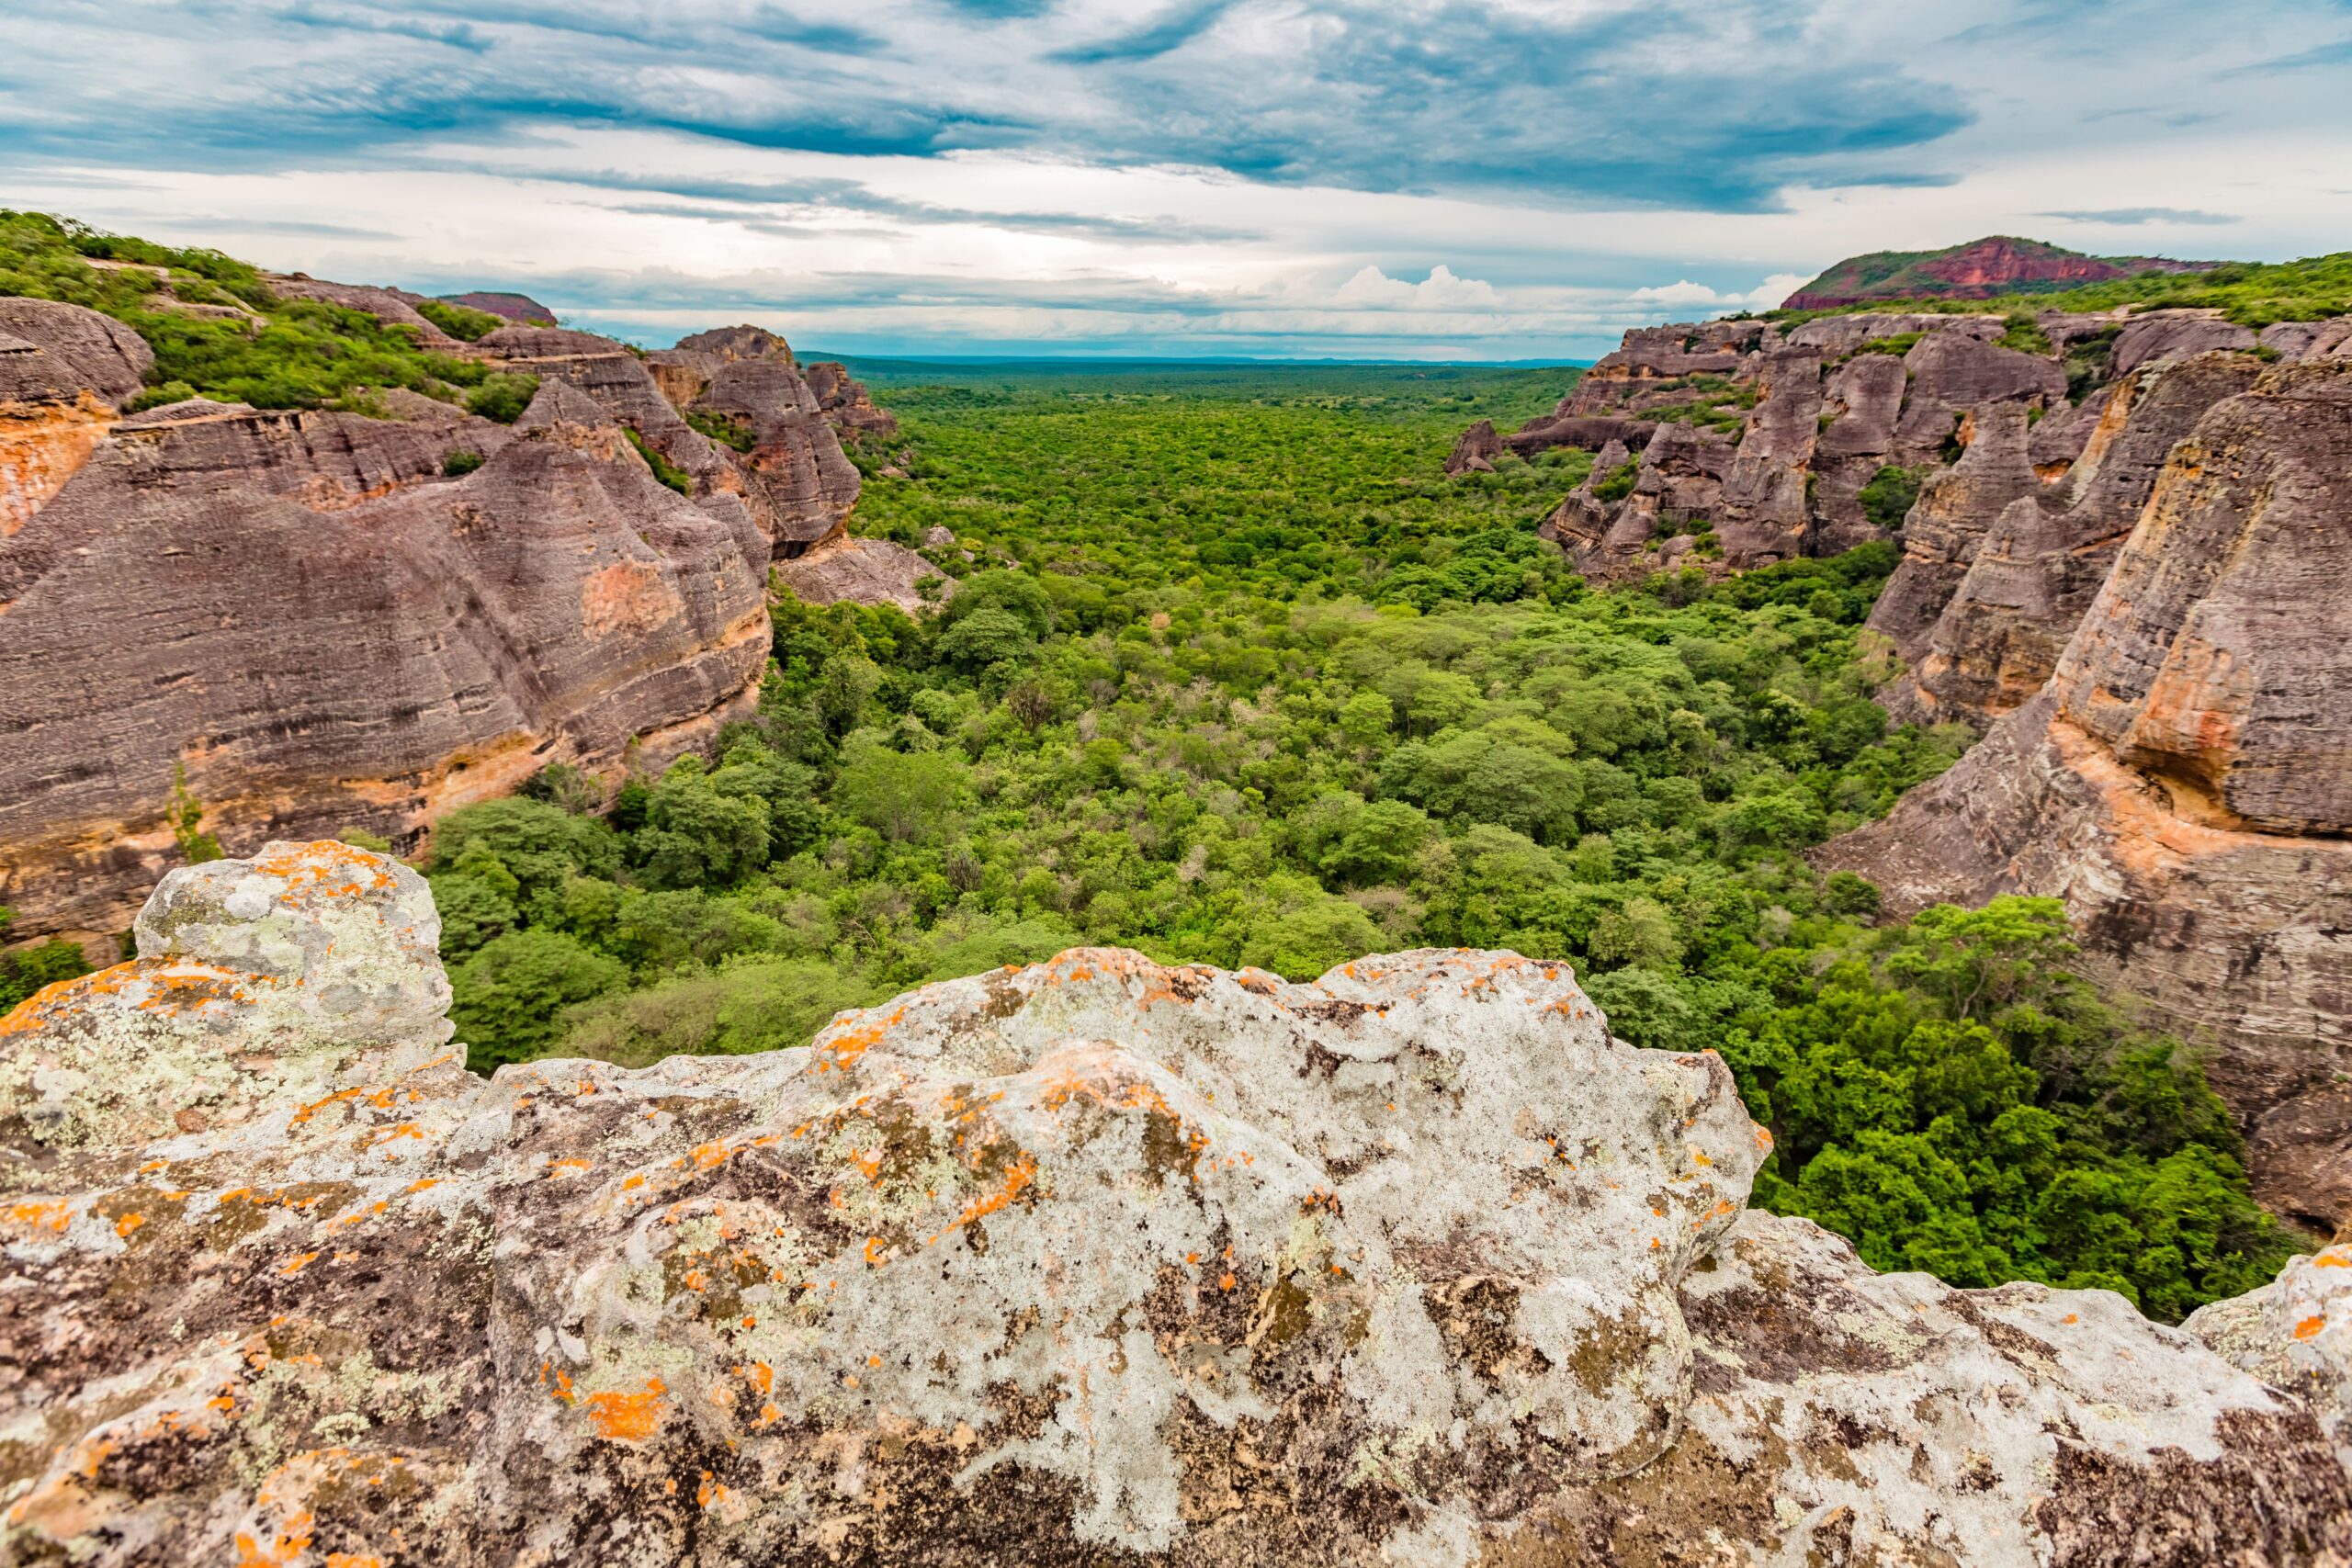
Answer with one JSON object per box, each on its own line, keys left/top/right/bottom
{"left": 2, "top": 851, "right": 2347, "bottom": 1564}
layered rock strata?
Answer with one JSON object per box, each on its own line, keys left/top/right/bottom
{"left": 0, "top": 358, "right": 768, "bottom": 947}
{"left": 1884, "top": 352, "right": 2267, "bottom": 728}
{"left": 1, "top": 842, "right": 2347, "bottom": 1565}
{"left": 1820, "top": 360, "right": 2352, "bottom": 1228}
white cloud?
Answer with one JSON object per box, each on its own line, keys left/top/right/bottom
{"left": 1627, "top": 272, "right": 1806, "bottom": 311}
{"left": 1334, "top": 264, "right": 1504, "bottom": 310}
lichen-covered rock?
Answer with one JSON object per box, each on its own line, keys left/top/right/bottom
{"left": 2191, "top": 1240, "right": 2352, "bottom": 1472}
{"left": 5, "top": 846, "right": 2348, "bottom": 1565}
{"left": 0, "top": 381, "right": 767, "bottom": 945}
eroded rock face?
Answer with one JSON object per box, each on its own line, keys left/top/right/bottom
{"left": 0, "top": 299, "right": 152, "bottom": 536}
{"left": 1894, "top": 353, "right": 2267, "bottom": 728}
{"left": 1822, "top": 360, "right": 2352, "bottom": 1226}
{"left": 4, "top": 843, "right": 2346, "bottom": 1566}
{"left": 642, "top": 326, "right": 864, "bottom": 555}
{"left": 0, "top": 381, "right": 767, "bottom": 945}
{"left": 1472, "top": 299, "right": 2336, "bottom": 593}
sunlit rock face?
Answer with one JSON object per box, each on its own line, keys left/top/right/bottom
{"left": 1821, "top": 360, "right": 2352, "bottom": 1231}
{"left": 0, "top": 376, "right": 767, "bottom": 948}
{"left": 4, "top": 842, "right": 2346, "bottom": 1566}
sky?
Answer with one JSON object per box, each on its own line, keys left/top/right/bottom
{"left": 3, "top": 1, "right": 2348, "bottom": 359}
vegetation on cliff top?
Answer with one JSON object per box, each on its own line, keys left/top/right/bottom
{"left": 0, "top": 210, "right": 514, "bottom": 412}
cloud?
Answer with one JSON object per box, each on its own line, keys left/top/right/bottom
{"left": 1333, "top": 265, "right": 1502, "bottom": 310}
{"left": 0, "top": 0, "right": 1973, "bottom": 211}
{"left": 1627, "top": 273, "right": 1805, "bottom": 310}
{"left": 2038, "top": 206, "right": 2239, "bottom": 226}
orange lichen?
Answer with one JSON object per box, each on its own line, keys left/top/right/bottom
{"left": 586, "top": 1377, "right": 668, "bottom": 1443}
{"left": 280, "top": 1251, "right": 321, "bottom": 1276}
{"left": 2296, "top": 1315, "right": 2328, "bottom": 1341}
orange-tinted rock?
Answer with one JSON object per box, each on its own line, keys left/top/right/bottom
{"left": 0, "top": 380, "right": 767, "bottom": 944}
{"left": 0, "top": 299, "right": 152, "bottom": 536}
{"left": 4, "top": 852, "right": 2346, "bottom": 1564}
{"left": 1901, "top": 353, "right": 2266, "bottom": 728}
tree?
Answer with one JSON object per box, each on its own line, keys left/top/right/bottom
{"left": 450, "top": 930, "right": 627, "bottom": 1067}
{"left": 833, "top": 738, "right": 970, "bottom": 843}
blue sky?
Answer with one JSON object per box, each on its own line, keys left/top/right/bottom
{"left": 4, "top": 0, "right": 2348, "bottom": 358}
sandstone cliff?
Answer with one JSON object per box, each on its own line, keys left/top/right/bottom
{"left": 0, "top": 298, "right": 152, "bottom": 536}
{"left": 1820, "top": 360, "right": 2352, "bottom": 1230}
{"left": 0, "top": 337, "right": 769, "bottom": 948}
{"left": 1, "top": 840, "right": 2346, "bottom": 1565}
{"left": 639, "top": 326, "right": 865, "bottom": 556}
{"left": 1492, "top": 302, "right": 2343, "bottom": 681}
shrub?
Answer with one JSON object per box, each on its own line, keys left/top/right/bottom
{"left": 1859, "top": 464, "right": 1928, "bottom": 530}
{"left": 465, "top": 373, "right": 538, "bottom": 424}
{"left": 413, "top": 299, "right": 503, "bottom": 342}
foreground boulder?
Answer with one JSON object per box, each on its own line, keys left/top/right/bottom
{"left": 2, "top": 843, "right": 2346, "bottom": 1565}
{"left": 1822, "top": 359, "right": 2352, "bottom": 1229}
{"left": 0, "top": 366, "right": 768, "bottom": 947}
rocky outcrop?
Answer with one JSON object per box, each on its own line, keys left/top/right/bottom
{"left": 0, "top": 299, "right": 152, "bottom": 536}
{"left": 3, "top": 842, "right": 2348, "bottom": 1566}
{"left": 1892, "top": 353, "right": 2267, "bottom": 728}
{"left": 1821, "top": 360, "right": 2352, "bottom": 1228}
{"left": 261, "top": 274, "right": 466, "bottom": 350}
{"left": 775, "top": 533, "right": 951, "bottom": 616}
{"left": 1865, "top": 403, "right": 2048, "bottom": 666}
{"left": 639, "top": 325, "right": 864, "bottom": 556}
{"left": 2192, "top": 1238, "right": 2352, "bottom": 1471}
{"left": 0, "top": 379, "right": 768, "bottom": 947}
{"left": 1785, "top": 235, "right": 2221, "bottom": 310}
{"left": 804, "top": 359, "right": 900, "bottom": 445}
{"left": 1443, "top": 418, "right": 1501, "bottom": 474}
{"left": 1476, "top": 289, "right": 2350, "bottom": 593}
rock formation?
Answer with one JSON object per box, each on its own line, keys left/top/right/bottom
{"left": 804, "top": 359, "right": 901, "bottom": 446}
{"left": 1885, "top": 352, "right": 2267, "bottom": 728}
{"left": 1820, "top": 359, "right": 2352, "bottom": 1229}
{"left": 0, "top": 298, "right": 152, "bottom": 535}
{"left": 1500, "top": 297, "right": 2347, "bottom": 623}
{"left": 1442, "top": 418, "right": 1501, "bottom": 474}
{"left": 1784, "top": 235, "right": 2221, "bottom": 311}
{"left": 775, "top": 533, "right": 952, "bottom": 616}
{"left": 2, "top": 841, "right": 2348, "bottom": 1565}
{"left": 639, "top": 326, "right": 865, "bottom": 556}
{"left": 0, "top": 345, "right": 769, "bottom": 949}
{"left": 261, "top": 274, "right": 467, "bottom": 350}
{"left": 438, "top": 290, "right": 558, "bottom": 326}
